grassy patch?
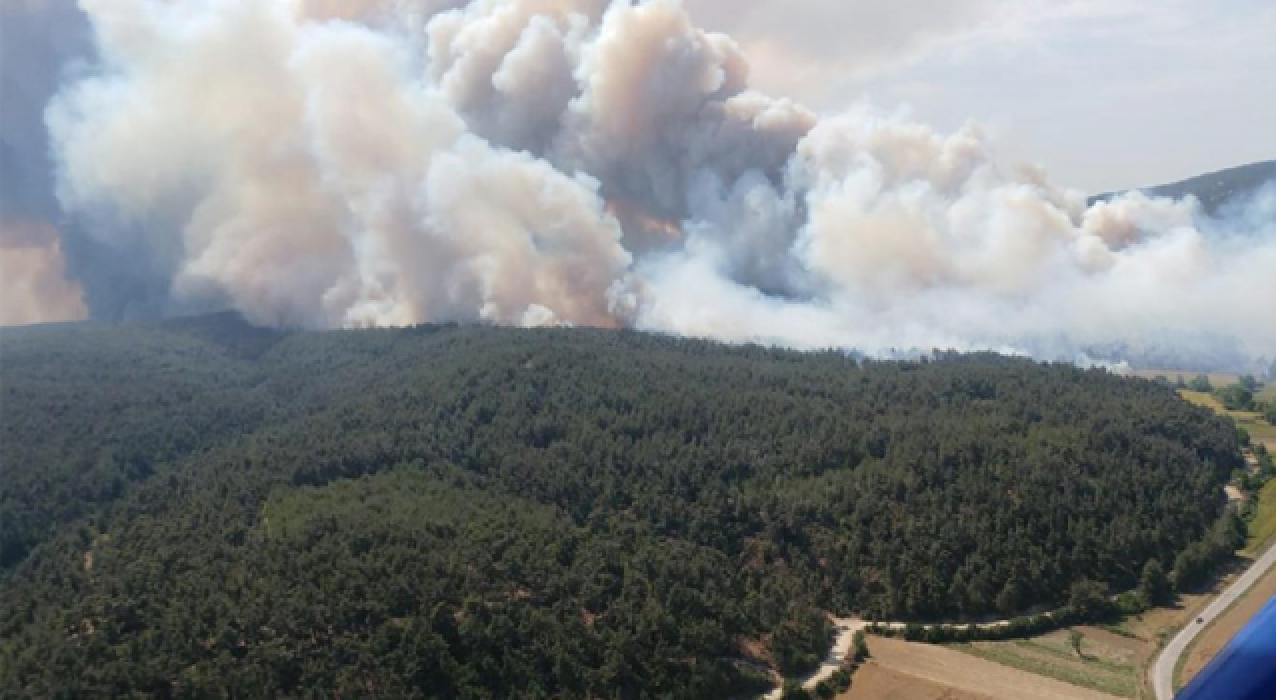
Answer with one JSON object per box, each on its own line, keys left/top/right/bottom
{"left": 1098, "top": 621, "right": 1139, "bottom": 639}
{"left": 1245, "top": 479, "right": 1276, "bottom": 556}
{"left": 1134, "top": 370, "right": 1240, "bottom": 388}
{"left": 951, "top": 638, "right": 1138, "bottom": 698}
{"left": 1233, "top": 413, "right": 1276, "bottom": 450}
{"left": 1177, "top": 390, "right": 1226, "bottom": 412}
{"left": 1009, "top": 638, "right": 1133, "bottom": 672}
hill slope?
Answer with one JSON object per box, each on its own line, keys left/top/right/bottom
{"left": 1091, "top": 160, "right": 1276, "bottom": 215}
{"left": 0, "top": 315, "right": 1244, "bottom": 699}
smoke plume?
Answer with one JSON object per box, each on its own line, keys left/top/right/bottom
{"left": 2, "top": 0, "right": 1275, "bottom": 369}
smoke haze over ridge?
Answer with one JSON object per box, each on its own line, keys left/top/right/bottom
{"left": 0, "top": 0, "right": 1274, "bottom": 369}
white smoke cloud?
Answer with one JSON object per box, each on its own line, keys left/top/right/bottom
{"left": 8, "top": 0, "right": 1276, "bottom": 368}
{"left": 47, "top": 0, "right": 630, "bottom": 328}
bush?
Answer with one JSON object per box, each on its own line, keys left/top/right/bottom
{"left": 781, "top": 681, "right": 811, "bottom": 700}
{"left": 1068, "top": 579, "right": 1110, "bottom": 618}
{"left": 1113, "top": 590, "right": 1151, "bottom": 616}
{"left": 1215, "top": 384, "right": 1256, "bottom": 412}
{"left": 1139, "top": 559, "right": 1171, "bottom": 606}
{"left": 852, "top": 630, "right": 869, "bottom": 662}
{"left": 1189, "top": 374, "right": 1214, "bottom": 392}
{"left": 773, "top": 605, "right": 834, "bottom": 676}
{"left": 1260, "top": 401, "right": 1276, "bottom": 426}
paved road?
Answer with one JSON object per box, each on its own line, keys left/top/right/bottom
{"left": 1150, "top": 543, "right": 1276, "bottom": 700}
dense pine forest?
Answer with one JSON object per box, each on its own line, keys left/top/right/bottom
{"left": 0, "top": 314, "right": 1244, "bottom": 699}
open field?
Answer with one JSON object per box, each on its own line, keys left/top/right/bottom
{"left": 849, "top": 635, "right": 1123, "bottom": 700}
{"left": 1232, "top": 412, "right": 1276, "bottom": 453}
{"left": 1176, "top": 389, "right": 1224, "bottom": 410}
{"left": 840, "top": 663, "right": 991, "bottom": 699}
{"left": 1176, "top": 567, "right": 1276, "bottom": 690}
{"left": 1245, "top": 479, "right": 1276, "bottom": 557}
{"left": 951, "top": 630, "right": 1137, "bottom": 697}
{"left": 1130, "top": 370, "right": 1241, "bottom": 387}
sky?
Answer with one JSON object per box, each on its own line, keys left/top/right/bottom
{"left": 686, "top": 0, "right": 1277, "bottom": 193}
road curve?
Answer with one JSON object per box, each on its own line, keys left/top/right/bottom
{"left": 760, "top": 611, "right": 1022, "bottom": 698}
{"left": 762, "top": 617, "right": 861, "bottom": 699}
{"left": 1151, "top": 543, "right": 1276, "bottom": 700}
{"left": 761, "top": 544, "right": 1274, "bottom": 700}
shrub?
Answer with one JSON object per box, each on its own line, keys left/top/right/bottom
{"left": 781, "top": 681, "right": 811, "bottom": 700}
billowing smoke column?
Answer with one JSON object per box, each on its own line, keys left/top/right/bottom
{"left": 2, "top": 0, "right": 1275, "bottom": 368}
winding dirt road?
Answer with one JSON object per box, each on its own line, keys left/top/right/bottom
{"left": 760, "top": 613, "right": 1017, "bottom": 698}
{"left": 761, "top": 540, "right": 1275, "bottom": 700}
{"left": 761, "top": 617, "right": 861, "bottom": 699}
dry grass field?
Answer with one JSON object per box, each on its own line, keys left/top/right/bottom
{"left": 949, "top": 627, "right": 1140, "bottom": 697}
{"left": 842, "top": 635, "right": 1123, "bottom": 700}
{"left": 1129, "top": 370, "right": 1241, "bottom": 387}
{"left": 840, "top": 663, "right": 991, "bottom": 700}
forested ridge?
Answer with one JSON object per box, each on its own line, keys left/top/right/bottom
{"left": 0, "top": 313, "right": 1243, "bottom": 699}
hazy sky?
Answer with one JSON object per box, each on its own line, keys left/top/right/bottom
{"left": 686, "top": 0, "right": 1277, "bottom": 193}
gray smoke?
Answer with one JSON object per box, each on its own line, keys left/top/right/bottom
{"left": 1, "top": 0, "right": 1275, "bottom": 370}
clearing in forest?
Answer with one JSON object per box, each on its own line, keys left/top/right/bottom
{"left": 839, "top": 662, "right": 991, "bottom": 699}
{"left": 857, "top": 635, "right": 1123, "bottom": 700}
{"left": 949, "top": 627, "right": 1140, "bottom": 697}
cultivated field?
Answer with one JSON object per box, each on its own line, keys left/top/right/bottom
{"left": 841, "top": 663, "right": 990, "bottom": 699}
{"left": 1129, "top": 370, "right": 1241, "bottom": 387}
{"left": 844, "top": 636, "right": 1123, "bottom": 700}
{"left": 1245, "top": 480, "right": 1276, "bottom": 556}
{"left": 951, "top": 627, "right": 1142, "bottom": 697}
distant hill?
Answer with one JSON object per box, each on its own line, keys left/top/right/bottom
{"left": 1091, "top": 160, "right": 1276, "bottom": 216}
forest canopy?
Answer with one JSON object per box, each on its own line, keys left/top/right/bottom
{"left": 0, "top": 313, "right": 1243, "bottom": 699}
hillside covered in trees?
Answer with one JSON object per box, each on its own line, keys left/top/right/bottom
{"left": 0, "top": 314, "right": 1244, "bottom": 699}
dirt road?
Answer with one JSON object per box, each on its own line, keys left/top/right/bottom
{"left": 762, "top": 617, "right": 860, "bottom": 699}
